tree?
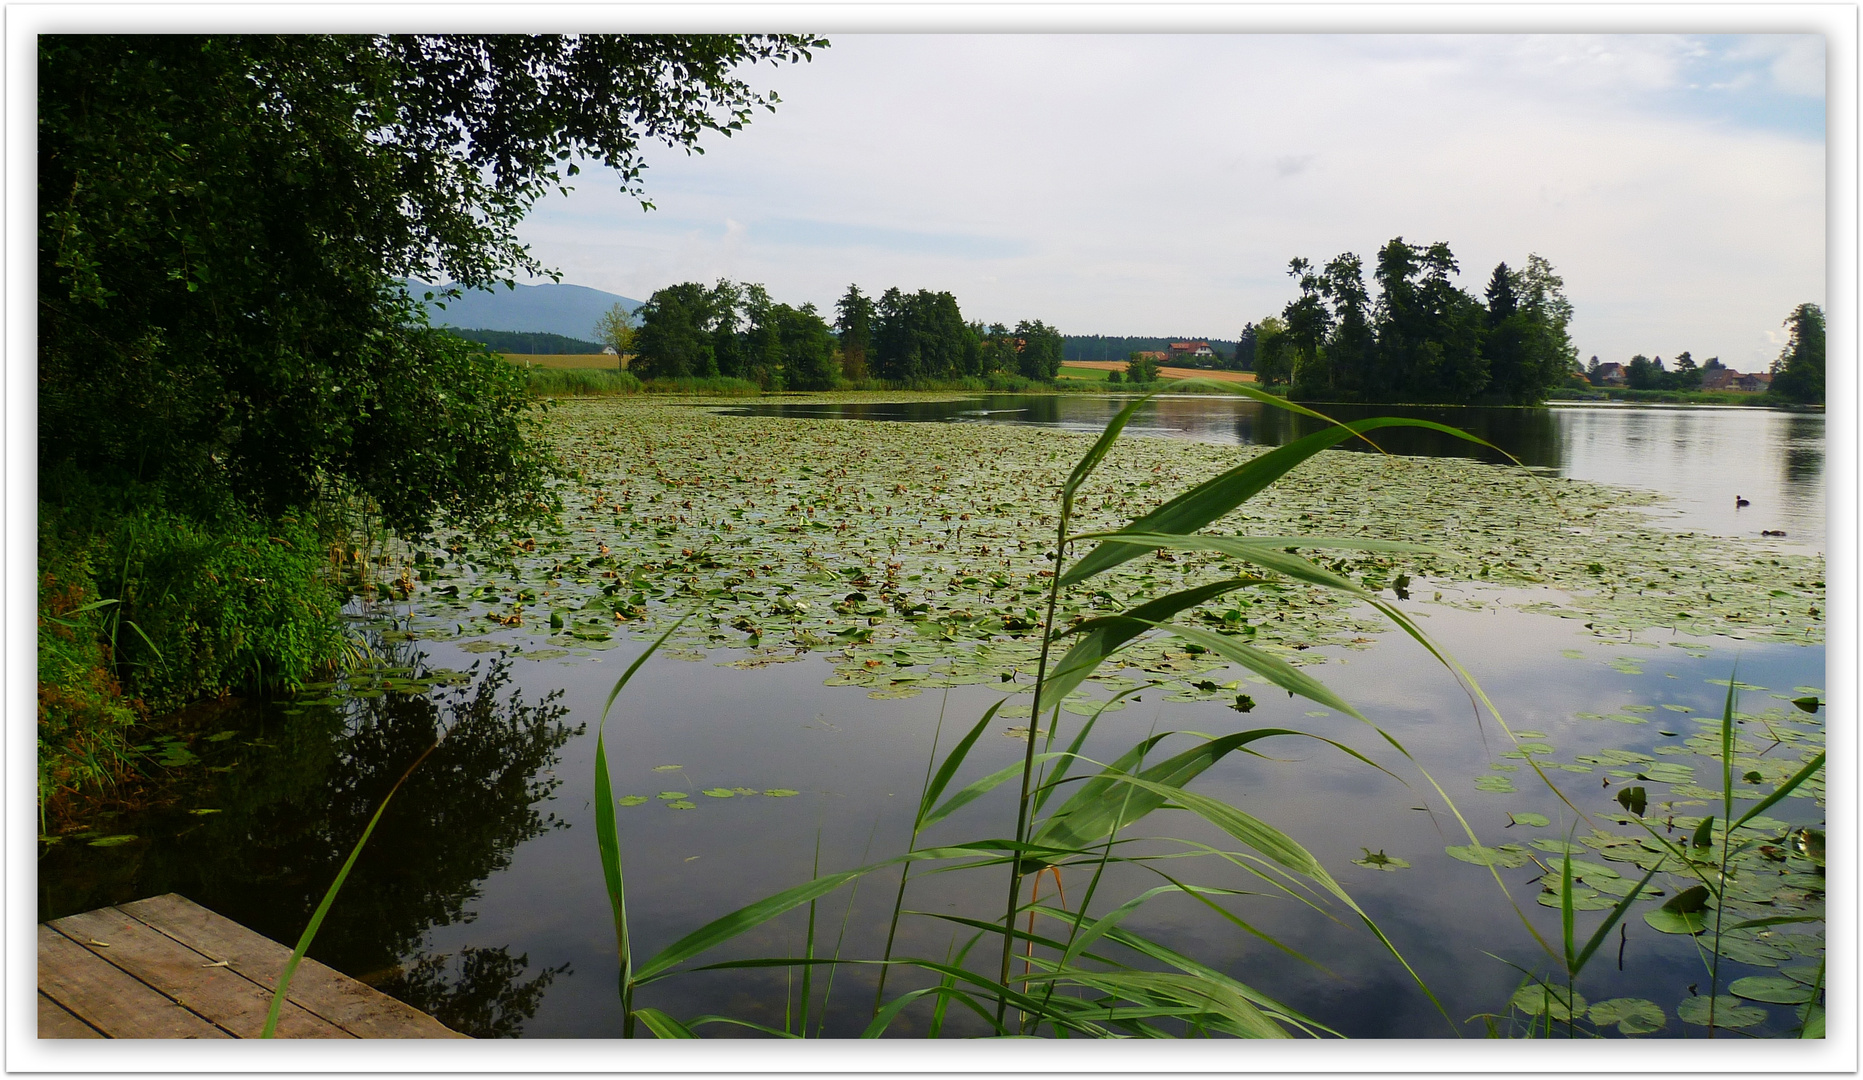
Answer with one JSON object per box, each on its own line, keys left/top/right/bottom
{"left": 630, "top": 282, "right": 717, "bottom": 380}
{"left": 778, "top": 303, "right": 839, "bottom": 390}
{"left": 1014, "top": 319, "right": 1064, "bottom": 381}
{"left": 834, "top": 284, "right": 874, "bottom": 382}
{"left": 1625, "top": 354, "right": 1659, "bottom": 390}
{"left": 1125, "top": 352, "right": 1161, "bottom": 384}
{"left": 1252, "top": 317, "right": 1292, "bottom": 386}
{"left": 1671, "top": 351, "right": 1701, "bottom": 390}
{"left": 1770, "top": 303, "right": 1825, "bottom": 404}
{"left": 592, "top": 303, "right": 635, "bottom": 368}
{"left": 39, "top": 33, "right": 823, "bottom": 537}
{"left": 1233, "top": 323, "right": 1258, "bottom": 371}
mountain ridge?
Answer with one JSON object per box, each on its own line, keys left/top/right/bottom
{"left": 409, "top": 280, "right": 641, "bottom": 339}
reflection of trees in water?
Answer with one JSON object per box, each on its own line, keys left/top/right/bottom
{"left": 1236, "top": 402, "right": 1562, "bottom": 469}
{"left": 378, "top": 946, "right": 570, "bottom": 1039}
{"left": 1782, "top": 414, "right": 1825, "bottom": 487}
{"left": 37, "top": 654, "right": 579, "bottom": 1037}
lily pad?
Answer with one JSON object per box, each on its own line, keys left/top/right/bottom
{"left": 764, "top": 788, "right": 800, "bottom": 797}
{"left": 1445, "top": 843, "right": 1532, "bottom": 869}
{"left": 1588, "top": 997, "right": 1665, "bottom": 1034}
{"left": 1728, "top": 975, "right": 1816, "bottom": 1004}
{"left": 86, "top": 834, "right": 139, "bottom": 848}
{"left": 1474, "top": 775, "right": 1516, "bottom": 793}
{"left": 701, "top": 788, "right": 735, "bottom": 798}
{"left": 1675, "top": 994, "right": 1767, "bottom": 1029}
{"left": 1510, "top": 983, "right": 1587, "bottom": 1021}
{"left": 1352, "top": 848, "right": 1410, "bottom": 871}
{"left": 616, "top": 795, "right": 649, "bottom": 807}
{"left": 1508, "top": 812, "right": 1550, "bottom": 827}
{"left": 666, "top": 800, "right": 697, "bottom": 810}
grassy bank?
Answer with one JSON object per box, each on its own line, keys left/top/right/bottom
{"left": 1546, "top": 386, "right": 1800, "bottom": 407}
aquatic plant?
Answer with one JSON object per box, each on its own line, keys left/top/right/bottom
{"left": 590, "top": 383, "right": 1538, "bottom": 1037}
{"left": 1495, "top": 677, "right": 1825, "bottom": 1038}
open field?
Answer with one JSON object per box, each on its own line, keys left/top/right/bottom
{"left": 499, "top": 353, "right": 625, "bottom": 370}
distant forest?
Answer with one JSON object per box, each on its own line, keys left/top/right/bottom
{"left": 446, "top": 328, "right": 606, "bottom": 354}
{"left": 1063, "top": 335, "right": 1237, "bottom": 364}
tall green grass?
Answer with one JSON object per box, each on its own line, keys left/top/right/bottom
{"left": 593, "top": 380, "right": 1532, "bottom": 1038}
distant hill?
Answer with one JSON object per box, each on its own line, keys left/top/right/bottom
{"left": 409, "top": 280, "right": 641, "bottom": 340}
{"left": 445, "top": 328, "right": 607, "bottom": 355}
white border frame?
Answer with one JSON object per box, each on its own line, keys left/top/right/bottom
{"left": 8, "top": 4, "right": 1854, "bottom": 1074}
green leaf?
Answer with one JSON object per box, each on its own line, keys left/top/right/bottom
{"left": 1790, "top": 695, "right": 1822, "bottom": 713}
{"left": 1510, "top": 983, "right": 1587, "bottom": 1021}
{"left": 1644, "top": 885, "right": 1710, "bottom": 934}
{"left": 631, "top": 1007, "right": 697, "bottom": 1037}
{"left": 1061, "top": 416, "right": 1500, "bottom": 586}
{"left": 1588, "top": 997, "right": 1665, "bottom": 1034}
{"left": 1728, "top": 975, "right": 1817, "bottom": 1004}
{"left": 701, "top": 788, "right": 734, "bottom": 798}
{"left": 1040, "top": 578, "right": 1263, "bottom": 708}
{"left": 1676, "top": 995, "right": 1767, "bottom": 1029}
{"left": 1444, "top": 843, "right": 1532, "bottom": 869}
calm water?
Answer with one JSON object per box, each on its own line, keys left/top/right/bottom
{"left": 40, "top": 398, "right": 1826, "bottom": 1040}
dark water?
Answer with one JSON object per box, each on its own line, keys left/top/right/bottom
{"left": 720, "top": 397, "right": 1826, "bottom": 552}
{"left": 40, "top": 399, "right": 1826, "bottom": 1041}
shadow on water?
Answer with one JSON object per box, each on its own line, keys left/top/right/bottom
{"left": 36, "top": 654, "right": 580, "bottom": 1038}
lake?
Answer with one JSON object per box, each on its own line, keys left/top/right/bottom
{"left": 39, "top": 394, "right": 1826, "bottom": 1041}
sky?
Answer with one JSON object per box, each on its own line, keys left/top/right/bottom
{"left": 516, "top": 33, "right": 1827, "bottom": 372}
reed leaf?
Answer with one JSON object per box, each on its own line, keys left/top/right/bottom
{"left": 918, "top": 699, "right": 1006, "bottom": 826}
{"left": 1039, "top": 578, "right": 1266, "bottom": 708}
{"left": 1061, "top": 417, "right": 1501, "bottom": 586}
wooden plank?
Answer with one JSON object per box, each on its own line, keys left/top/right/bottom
{"left": 39, "top": 992, "right": 103, "bottom": 1038}
{"left": 49, "top": 908, "right": 352, "bottom": 1040}
{"left": 119, "top": 894, "right": 466, "bottom": 1039}
{"left": 37, "top": 926, "right": 230, "bottom": 1039}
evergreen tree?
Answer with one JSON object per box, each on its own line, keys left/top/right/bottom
{"left": 834, "top": 284, "right": 873, "bottom": 381}
{"left": 1770, "top": 303, "right": 1825, "bottom": 403}
{"left": 1233, "top": 322, "right": 1258, "bottom": 371}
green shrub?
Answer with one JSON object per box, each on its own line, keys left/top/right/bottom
{"left": 637, "top": 375, "right": 763, "bottom": 396}
{"left": 97, "top": 510, "right": 344, "bottom": 715}
{"left": 37, "top": 525, "right": 140, "bottom": 826}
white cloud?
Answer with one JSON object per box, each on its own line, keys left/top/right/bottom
{"left": 520, "top": 34, "right": 1825, "bottom": 371}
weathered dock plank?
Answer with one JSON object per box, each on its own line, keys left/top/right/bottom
{"left": 38, "top": 895, "right": 467, "bottom": 1039}
{"left": 39, "top": 926, "right": 231, "bottom": 1039}
{"left": 49, "top": 907, "right": 352, "bottom": 1039}
{"left": 38, "top": 993, "right": 103, "bottom": 1039}
{"left": 120, "top": 894, "right": 465, "bottom": 1039}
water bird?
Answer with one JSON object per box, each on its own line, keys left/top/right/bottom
{"left": 1761, "top": 529, "right": 1787, "bottom": 537}
{"left": 1735, "top": 496, "right": 1750, "bottom": 507}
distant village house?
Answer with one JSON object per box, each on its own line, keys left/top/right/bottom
{"left": 1167, "top": 341, "right": 1214, "bottom": 363}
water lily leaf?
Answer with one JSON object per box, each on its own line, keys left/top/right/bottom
{"left": 1588, "top": 997, "right": 1665, "bottom": 1034}
{"left": 86, "top": 834, "right": 139, "bottom": 847}
{"left": 1715, "top": 937, "right": 1791, "bottom": 966}
{"left": 1474, "top": 775, "right": 1516, "bottom": 793}
{"left": 187, "top": 808, "right": 223, "bottom": 816}
{"left": 1510, "top": 983, "right": 1587, "bottom": 1021}
{"left": 616, "top": 795, "right": 649, "bottom": 807}
{"left": 652, "top": 764, "right": 683, "bottom": 772}
{"left": 1352, "top": 848, "right": 1410, "bottom": 871}
{"left": 701, "top": 788, "right": 735, "bottom": 798}
{"left": 1445, "top": 843, "right": 1531, "bottom": 869}
{"left": 666, "top": 800, "right": 697, "bottom": 810}
{"left": 1676, "top": 995, "right": 1767, "bottom": 1029}
{"left": 1729, "top": 975, "right": 1816, "bottom": 1004}
{"left": 764, "top": 788, "right": 800, "bottom": 797}
{"left": 656, "top": 791, "right": 688, "bottom": 800}
{"left": 1616, "top": 786, "right": 1647, "bottom": 816}
{"left": 1644, "top": 885, "right": 1710, "bottom": 934}
{"left": 1508, "top": 812, "right": 1550, "bottom": 827}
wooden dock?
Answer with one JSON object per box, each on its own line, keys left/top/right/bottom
{"left": 38, "top": 893, "right": 467, "bottom": 1039}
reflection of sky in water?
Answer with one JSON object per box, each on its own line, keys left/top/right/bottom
{"left": 720, "top": 398, "right": 1825, "bottom": 553}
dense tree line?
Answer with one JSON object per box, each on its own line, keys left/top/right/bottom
{"left": 448, "top": 329, "right": 607, "bottom": 355}
{"left": 629, "top": 281, "right": 838, "bottom": 389}
{"left": 1249, "top": 239, "right": 1578, "bottom": 405}
{"left": 632, "top": 280, "right": 1064, "bottom": 388}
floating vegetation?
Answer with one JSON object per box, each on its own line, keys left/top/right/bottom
{"left": 372, "top": 398, "right": 1819, "bottom": 707}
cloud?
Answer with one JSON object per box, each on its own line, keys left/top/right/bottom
{"left": 518, "top": 33, "right": 1824, "bottom": 370}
